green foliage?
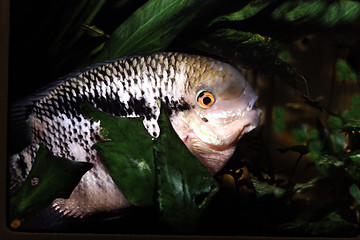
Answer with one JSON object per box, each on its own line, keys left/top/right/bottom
{"left": 9, "top": 0, "right": 360, "bottom": 236}
{"left": 251, "top": 179, "right": 286, "bottom": 199}
{"left": 81, "top": 102, "right": 218, "bottom": 232}
{"left": 280, "top": 212, "right": 359, "bottom": 237}
{"left": 81, "top": 103, "right": 156, "bottom": 206}
{"left": 273, "top": 106, "right": 286, "bottom": 133}
{"left": 336, "top": 59, "right": 358, "bottom": 82}
{"left": 94, "top": 0, "right": 216, "bottom": 62}
{"left": 344, "top": 96, "right": 360, "bottom": 120}
{"left": 154, "top": 104, "right": 218, "bottom": 232}
{"left": 291, "top": 124, "right": 308, "bottom": 143}
{"left": 9, "top": 145, "right": 92, "bottom": 219}
{"left": 271, "top": 0, "right": 360, "bottom": 28}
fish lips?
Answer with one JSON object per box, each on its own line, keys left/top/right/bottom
{"left": 197, "top": 96, "right": 262, "bottom": 148}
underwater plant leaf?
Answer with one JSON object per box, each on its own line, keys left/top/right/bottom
{"left": 320, "top": 1, "right": 360, "bottom": 28}
{"left": 81, "top": 103, "right": 155, "bottom": 206}
{"left": 153, "top": 104, "right": 219, "bottom": 232}
{"left": 193, "top": 28, "right": 308, "bottom": 93}
{"left": 349, "top": 184, "right": 360, "bottom": 205}
{"left": 80, "top": 24, "right": 110, "bottom": 39}
{"left": 250, "top": 179, "right": 286, "bottom": 199}
{"left": 9, "top": 144, "right": 93, "bottom": 219}
{"left": 95, "top": 0, "right": 215, "bottom": 61}
{"left": 348, "top": 151, "right": 360, "bottom": 165}
{"left": 210, "top": 0, "right": 275, "bottom": 24}
{"left": 271, "top": 0, "right": 327, "bottom": 24}
{"left": 328, "top": 116, "right": 344, "bottom": 134}
{"left": 291, "top": 124, "right": 309, "bottom": 143}
{"left": 273, "top": 106, "right": 286, "bottom": 133}
{"left": 193, "top": 29, "right": 277, "bottom": 69}
{"left": 271, "top": 0, "right": 360, "bottom": 28}
{"left": 336, "top": 59, "right": 358, "bottom": 82}
{"left": 279, "top": 212, "right": 359, "bottom": 237}
{"left": 344, "top": 96, "right": 360, "bottom": 121}
{"left": 314, "top": 154, "right": 343, "bottom": 176}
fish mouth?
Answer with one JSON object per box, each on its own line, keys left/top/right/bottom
{"left": 206, "top": 123, "right": 252, "bottom": 151}
{"left": 183, "top": 107, "right": 261, "bottom": 174}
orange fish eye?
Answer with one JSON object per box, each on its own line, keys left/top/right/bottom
{"left": 197, "top": 90, "right": 215, "bottom": 108}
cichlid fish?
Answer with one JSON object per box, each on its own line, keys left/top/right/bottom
{"left": 9, "top": 52, "right": 261, "bottom": 218}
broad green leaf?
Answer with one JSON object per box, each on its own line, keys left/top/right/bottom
{"left": 9, "top": 144, "right": 92, "bottom": 219}
{"left": 153, "top": 104, "right": 218, "bottom": 232}
{"left": 250, "top": 179, "right": 286, "bottom": 198}
{"left": 81, "top": 103, "right": 155, "bottom": 206}
{"left": 95, "top": 0, "right": 215, "bottom": 61}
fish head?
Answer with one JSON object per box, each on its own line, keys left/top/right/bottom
{"left": 171, "top": 60, "right": 261, "bottom": 175}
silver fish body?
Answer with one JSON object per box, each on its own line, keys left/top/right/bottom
{"left": 9, "top": 52, "right": 261, "bottom": 218}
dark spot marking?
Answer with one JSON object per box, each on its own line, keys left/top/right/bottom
{"left": 201, "top": 117, "right": 209, "bottom": 122}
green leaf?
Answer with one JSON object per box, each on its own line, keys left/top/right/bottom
{"left": 332, "top": 133, "right": 346, "bottom": 153}
{"left": 9, "top": 144, "right": 92, "bottom": 219}
{"left": 349, "top": 151, "right": 360, "bottom": 165}
{"left": 349, "top": 184, "right": 360, "bottom": 205}
{"left": 271, "top": 0, "right": 327, "bottom": 23}
{"left": 250, "top": 179, "right": 286, "bottom": 198}
{"left": 273, "top": 106, "right": 286, "bottom": 133}
{"left": 192, "top": 28, "right": 308, "bottom": 93}
{"left": 336, "top": 59, "right": 357, "bottom": 82}
{"left": 321, "top": 1, "right": 360, "bottom": 28}
{"left": 344, "top": 96, "right": 360, "bottom": 121}
{"left": 81, "top": 103, "right": 155, "bottom": 207}
{"left": 271, "top": 0, "right": 360, "bottom": 28}
{"left": 307, "top": 138, "right": 324, "bottom": 159}
{"left": 80, "top": 24, "right": 109, "bottom": 39}
{"left": 153, "top": 104, "right": 218, "bottom": 232}
{"left": 95, "top": 0, "right": 215, "bottom": 61}
{"left": 314, "top": 154, "right": 343, "bottom": 176}
{"left": 328, "top": 116, "right": 344, "bottom": 134}
{"left": 291, "top": 124, "right": 309, "bottom": 143}
{"left": 211, "top": 0, "right": 275, "bottom": 23}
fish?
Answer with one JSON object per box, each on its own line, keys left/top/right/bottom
{"left": 9, "top": 52, "right": 261, "bottom": 219}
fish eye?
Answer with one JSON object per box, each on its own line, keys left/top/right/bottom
{"left": 196, "top": 90, "right": 215, "bottom": 108}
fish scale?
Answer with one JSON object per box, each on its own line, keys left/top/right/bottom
{"left": 9, "top": 52, "right": 196, "bottom": 218}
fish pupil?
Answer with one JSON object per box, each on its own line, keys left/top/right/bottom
{"left": 203, "top": 96, "right": 212, "bottom": 105}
